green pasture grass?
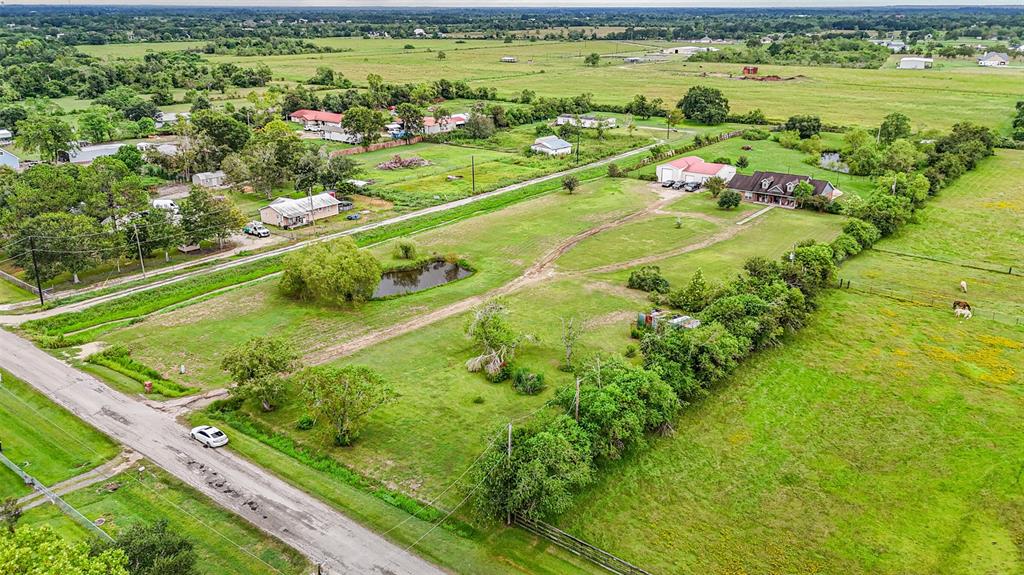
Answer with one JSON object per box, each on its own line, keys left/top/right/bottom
{"left": 555, "top": 213, "right": 720, "bottom": 271}
{"left": 21, "top": 466, "right": 310, "bottom": 575}
{"left": 553, "top": 287, "right": 1024, "bottom": 575}
{"left": 0, "top": 278, "right": 33, "bottom": 305}
{"left": 665, "top": 189, "right": 760, "bottom": 221}
{"left": 0, "top": 368, "right": 118, "bottom": 499}
{"left": 75, "top": 41, "right": 208, "bottom": 58}
{"left": 100, "top": 178, "right": 656, "bottom": 393}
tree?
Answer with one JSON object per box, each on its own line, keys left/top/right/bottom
{"left": 465, "top": 300, "right": 531, "bottom": 379}
{"left": 0, "top": 105, "right": 28, "bottom": 135}
{"left": 665, "top": 109, "right": 684, "bottom": 137}
{"left": 561, "top": 175, "right": 579, "bottom": 194}
{"left": 584, "top": 52, "right": 601, "bottom": 67}
{"left": 341, "top": 106, "right": 387, "bottom": 146}
{"left": 792, "top": 180, "right": 815, "bottom": 207}
{"left": 221, "top": 336, "right": 299, "bottom": 411}
{"left": 151, "top": 86, "right": 174, "bottom": 106}
{"left": 784, "top": 114, "right": 822, "bottom": 139}
{"left": 464, "top": 106, "right": 496, "bottom": 140}
{"left": 736, "top": 155, "right": 749, "bottom": 169}
{"left": 294, "top": 148, "right": 327, "bottom": 193}
{"left": 295, "top": 365, "right": 398, "bottom": 446}
{"left": 395, "top": 102, "right": 425, "bottom": 142}
{"left": 560, "top": 316, "right": 583, "bottom": 371}
{"left": 321, "top": 154, "right": 362, "bottom": 190}
{"left": 112, "top": 144, "right": 144, "bottom": 173}
{"left": 0, "top": 499, "right": 20, "bottom": 534}
{"left": 878, "top": 112, "right": 912, "bottom": 145}
{"left": 474, "top": 415, "right": 593, "bottom": 521}
{"left": 704, "top": 176, "right": 726, "bottom": 197}
{"left": 279, "top": 237, "right": 382, "bottom": 306}
{"left": 179, "top": 186, "right": 243, "bottom": 248}
{"left": 15, "top": 115, "right": 76, "bottom": 162}
{"left": 95, "top": 520, "right": 198, "bottom": 575}
{"left": 16, "top": 212, "right": 107, "bottom": 284}
{"left": 78, "top": 106, "right": 118, "bottom": 143}
{"left": 677, "top": 85, "right": 729, "bottom": 125}
{"left": 717, "top": 189, "right": 741, "bottom": 209}
{"left": 135, "top": 207, "right": 179, "bottom": 262}
{"left": 852, "top": 193, "right": 912, "bottom": 236}
{"left": 308, "top": 66, "right": 335, "bottom": 86}
{"left": 189, "top": 93, "right": 211, "bottom": 113}
{"left": 667, "top": 268, "right": 717, "bottom": 312}
{"left": 0, "top": 526, "right": 128, "bottom": 575}
{"left": 190, "top": 109, "right": 250, "bottom": 165}
{"left": 437, "top": 50, "right": 447, "bottom": 60}
{"left": 880, "top": 138, "right": 924, "bottom": 174}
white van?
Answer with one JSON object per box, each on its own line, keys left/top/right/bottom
{"left": 152, "top": 199, "right": 180, "bottom": 214}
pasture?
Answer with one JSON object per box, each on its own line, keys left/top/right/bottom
{"left": 552, "top": 150, "right": 1024, "bottom": 575}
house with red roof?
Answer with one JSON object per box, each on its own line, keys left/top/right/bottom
{"left": 422, "top": 113, "right": 468, "bottom": 135}
{"left": 289, "top": 109, "right": 344, "bottom": 131}
{"left": 656, "top": 156, "right": 736, "bottom": 184}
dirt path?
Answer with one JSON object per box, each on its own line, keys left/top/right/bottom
{"left": 17, "top": 450, "right": 143, "bottom": 511}
{"left": 305, "top": 187, "right": 745, "bottom": 366}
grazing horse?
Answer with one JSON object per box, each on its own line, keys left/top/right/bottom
{"left": 960, "top": 280, "right": 968, "bottom": 293}
{"left": 953, "top": 300, "right": 972, "bottom": 320}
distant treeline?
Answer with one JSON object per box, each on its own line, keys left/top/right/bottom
{"left": 689, "top": 36, "right": 891, "bottom": 69}
{"left": 0, "top": 7, "right": 1020, "bottom": 45}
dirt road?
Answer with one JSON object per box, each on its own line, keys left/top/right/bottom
{"left": 0, "top": 328, "right": 444, "bottom": 575}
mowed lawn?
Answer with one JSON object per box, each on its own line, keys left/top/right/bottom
{"left": 0, "top": 369, "right": 119, "bottom": 499}
{"left": 556, "top": 289, "right": 1024, "bottom": 575}
{"left": 22, "top": 466, "right": 310, "bottom": 575}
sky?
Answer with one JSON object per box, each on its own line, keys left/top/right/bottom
{"left": 1, "top": 1, "right": 1020, "bottom": 6}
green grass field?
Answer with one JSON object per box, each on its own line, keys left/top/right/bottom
{"left": 21, "top": 466, "right": 310, "bottom": 575}
{"left": 551, "top": 150, "right": 1024, "bottom": 575}
{"left": 0, "top": 369, "right": 119, "bottom": 499}
{"left": 0, "top": 278, "right": 33, "bottom": 305}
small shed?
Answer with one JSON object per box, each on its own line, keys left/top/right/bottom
{"left": 192, "top": 170, "right": 227, "bottom": 188}
{"left": 500, "top": 56, "right": 518, "bottom": 63}
{"left": 637, "top": 311, "right": 701, "bottom": 330}
{"left": 531, "top": 136, "right": 572, "bottom": 156}
{"left": 898, "top": 57, "right": 933, "bottom": 70}
{"left": 742, "top": 66, "right": 759, "bottom": 76}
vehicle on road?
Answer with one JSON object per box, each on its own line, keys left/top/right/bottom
{"left": 190, "top": 425, "right": 229, "bottom": 448}
{"left": 243, "top": 222, "right": 271, "bottom": 238}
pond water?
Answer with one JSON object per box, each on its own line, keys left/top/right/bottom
{"left": 373, "top": 260, "right": 473, "bottom": 298}
{"left": 819, "top": 151, "right": 850, "bottom": 173}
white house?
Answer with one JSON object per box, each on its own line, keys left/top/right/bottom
{"left": 192, "top": 170, "right": 227, "bottom": 188}
{"left": 413, "top": 28, "right": 426, "bottom": 37}
{"left": 421, "top": 113, "right": 467, "bottom": 135}
{"left": 0, "top": 129, "right": 12, "bottom": 144}
{"left": 531, "top": 136, "right": 572, "bottom": 156}
{"left": 289, "top": 109, "right": 344, "bottom": 131}
{"left": 556, "top": 114, "right": 617, "bottom": 129}
{"left": 321, "top": 125, "right": 362, "bottom": 144}
{"left": 0, "top": 148, "right": 20, "bottom": 170}
{"left": 977, "top": 52, "right": 1010, "bottom": 67}
{"left": 259, "top": 193, "right": 341, "bottom": 229}
{"left": 898, "top": 57, "right": 934, "bottom": 70}
{"left": 656, "top": 156, "right": 735, "bottom": 184}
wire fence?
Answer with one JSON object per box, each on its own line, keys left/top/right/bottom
{"left": 837, "top": 279, "right": 1024, "bottom": 326}
{"left": 0, "top": 450, "right": 113, "bottom": 542}
{"left": 514, "top": 514, "right": 655, "bottom": 575}
{"left": 872, "top": 248, "right": 1023, "bottom": 278}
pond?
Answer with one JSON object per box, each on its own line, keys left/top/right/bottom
{"left": 373, "top": 259, "right": 473, "bottom": 298}
{"left": 819, "top": 151, "right": 850, "bottom": 173}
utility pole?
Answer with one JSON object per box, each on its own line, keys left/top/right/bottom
{"left": 306, "top": 187, "right": 318, "bottom": 237}
{"left": 132, "top": 224, "right": 147, "bottom": 278}
{"left": 28, "top": 237, "right": 44, "bottom": 307}
{"left": 471, "top": 155, "right": 476, "bottom": 194}
{"left": 575, "top": 129, "right": 581, "bottom": 166}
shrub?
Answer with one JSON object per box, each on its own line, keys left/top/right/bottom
{"left": 279, "top": 237, "right": 382, "bottom": 306}
{"left": 607, "top": 163, "right": 623, "bottom": 177}
{"left": 842, "top": 218, "right": 881, "bottom": 248}
{"left": 736, "top": 155, "right": 749, "bottom": 169}
{"left": 391, "top": 239, "right": 418, "bottom": 260}
{"left": 717, "top": 189, "right": 741, "bottom": 209}
{"left": 472, "top": 395, "right": 485, "bottom": 404}
{"left": 624, "top": 344, "right": 637, "bottom": 358}
{"left": 829, "top": 233, "right": 862, "bottom": 262}
{"left": 511, "top": 367, "right": 546, "bottom": 395}
{"left": 485, "top": 364, "right": 511, "bottom": 383}
{"left": 627, "top": 266, "right": 670, "bottom": 294}
{"left": 785, "top": 114, "right": 822, "bottom": 139}
{"left": 713, "top": 156, "right": 732, "bottom": 165}
{"left": 775, "top": 130, "right": 801, "bottom": 150}
{"left": 741, "top": 128, "right": 770, "bottom": 141}
{"left": 295, "top": 415, "right": 315, "bottom": 430}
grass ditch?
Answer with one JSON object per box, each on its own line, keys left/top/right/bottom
{"left": 85, "top": 345, "right": 193, "bottom": 397}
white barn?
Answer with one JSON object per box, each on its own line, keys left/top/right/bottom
{"left": 656, "top": 156, "right": 735, "bottom": 184}
{"left": 531, "top": 136, "right": 572, "bottom": 156}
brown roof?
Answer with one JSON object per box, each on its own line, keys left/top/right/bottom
{"left": 729, "top": 171, "right": 835, "bottom": 198}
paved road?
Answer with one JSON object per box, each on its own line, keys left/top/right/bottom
{"left": 0, "top": 329, "right": 445, "bottom": 575}
{"left": 2, "top": 140, "right": 664, "bottom": 326}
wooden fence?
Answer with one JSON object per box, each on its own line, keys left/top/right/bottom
{"left": 514, "top": 515, "right": 655, "bottom": 575}
{"left": 838, "top": 279, "right": 1024, "bottom": 326}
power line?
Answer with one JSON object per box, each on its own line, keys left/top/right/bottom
{"left": 0, "top": 379, "right": 287, "bottom": 575}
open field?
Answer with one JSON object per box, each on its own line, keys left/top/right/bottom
{"left": 21, "top": 466, "right": 310, "bottom": 575}
{"left": 552, "top": 150, "right": 1024, "bottom": 574}
{"left": 0, "top": 368, "right": 119, "bottom": 499}
{"left": 0, "top": 279, "right": 33, "bottom": 305}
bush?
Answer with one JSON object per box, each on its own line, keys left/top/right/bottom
{"left": 391, "top": 239, "right": 418, "bottom": 260}
{"left": 785, "top": 114, "right": 822, "bottom": 139}
{"left": 607, "top": 163, "right": 623, "bottom": 177}
{"left": 775, "top": 130, "right": 801, "bottom": 150}
{"left": 736, "top": 155, "right": 749, "bottom": 169}
{"left": 279, "top": 237, "right": 382, "bottom": 306}
{"left": 627, "top": 266, "right": 670, "bottom": 294}
{"left": 713, "top": 156, "right": 732, "bottom": 165}
{"left": 511, "top": 367, "right": 546, "bottom": 395}
{"left": 624, "top": 344, "right": 637, "bottom": 358}
{"left": 741, "top": 128, "right": 770, "bottom": 141}
{"left": 485, "top": 364, "right": 511, "bottom": 383}
{"left": 295, "top": 414, "right": 315, "bottom": 430}
{"left": 717, "top": 189, "right": 741, "bottom": 209}
{"left": 842, "top": 218, "right": 881, "bottom": 248}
